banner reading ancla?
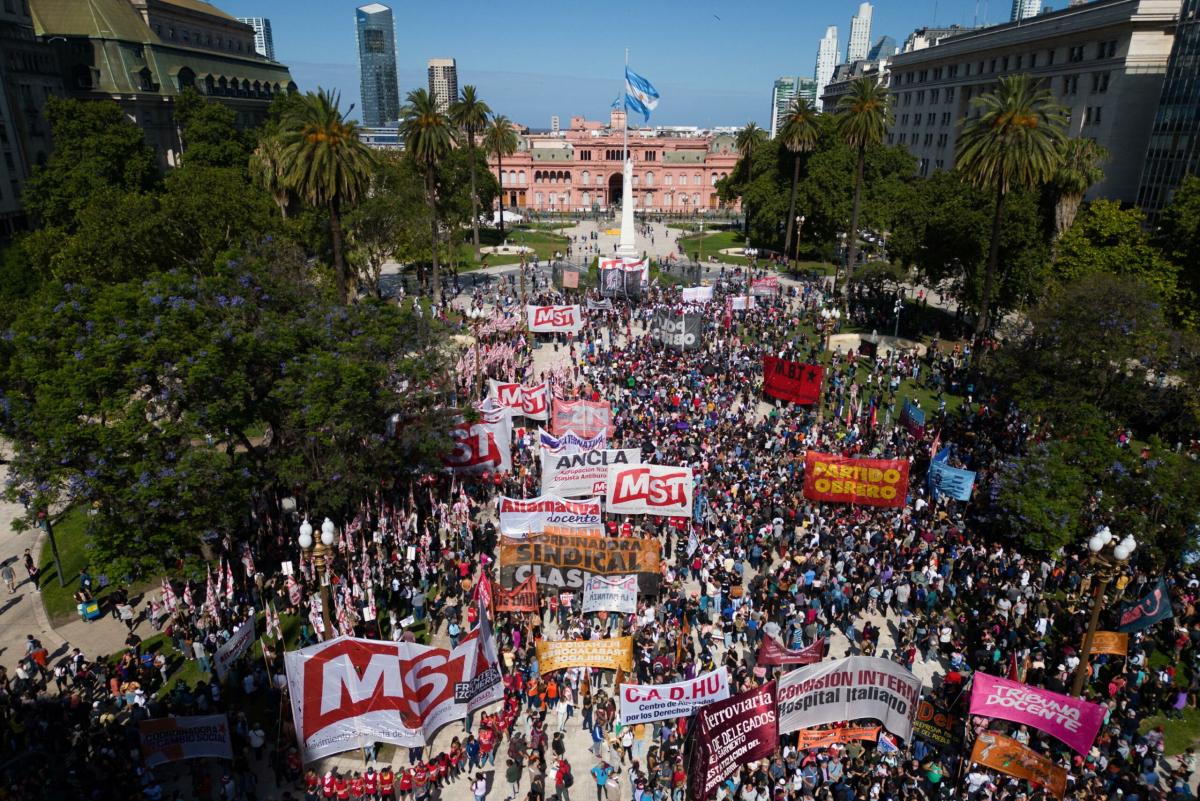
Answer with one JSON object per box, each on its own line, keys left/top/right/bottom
{"left": 688, "top": 681, "right": 779, "bottom": 801}
{"left": 527, "top": 305, "right": 583, "bottom": 334}
{"left": 969, "top": 673, "right": 1105, "bottom": 756}
{"left": 139, "top": 714, "right": 234, "bottom": 767}
{"left": 605, "top": 463, "right": 694, "bottom": 517}
{"left": 619, "top": 667, "right": 730, "bottom": 726}
{"left": 497, "top": 495, "right": 603, "bottom": 535}
{"left": 536, "top": 637, "right": 633, "bottom": 674}
{"left": 777, "top": 656, "right": 921, "bottom": 740}
{"left": 541, "top": 448, "right": 641, "bottom": 497}
{"left": 284, "top": 613, "right": 503, "bottom": 762}
{"left": 803, "top": 452, "right": 910, "bottom": 508}
{"left": 495, "top": 576, "right": 539, "bottom": 612}
{"left": 582, "top": 575, "right": 639, "bottom": 614}
{"left": 757, "top": 636, "right": 823, "bottom": 666}
{"left": 762, "top": 357, "right": 824, "bottom": 405}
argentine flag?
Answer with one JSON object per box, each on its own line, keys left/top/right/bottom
{"left": 624, "top": 67, "right": 660, "bottom": 123}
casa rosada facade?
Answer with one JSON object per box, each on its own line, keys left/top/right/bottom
{"left": 489, "top": 111, "right": 741, "bottom": 214}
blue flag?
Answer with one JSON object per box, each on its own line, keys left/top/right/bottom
{"left": 610, "top": 93, "right": 623, "bottom": 110}
{"left": 1117, "top": 578, "right": 1174, "bottom": 633}
{"left": 928, "top": 458, "right": 975, "bottom": 502}
{"left": 624, "top": 67, "right": 660, "bottom": 122}
{"left": 877, "top": 731, "right": 899, "bottom": 754}
{"left": 900, "top": 399, "right": 926, "bottom": 437}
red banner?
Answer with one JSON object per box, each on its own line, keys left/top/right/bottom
{"left": 762, "top": 357, "right": 824, "bottom": 404}
{"left": 551, "top": 399, "right": 614, "bottom": 439}
{"left": 803, "top": 452, "right": 909, "bottom": 508}
{"left": 689, "top": 682, "right": 778, "bottom": 801}
{"left": 495, "top": 576, "right": 539, "bottom": 612}
{"left": 757, "top": 636, "right": 824, "bottom": 666}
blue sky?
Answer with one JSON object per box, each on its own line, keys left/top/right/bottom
{"left": 219, "top": 0, "right": 1035, "bottom": 128}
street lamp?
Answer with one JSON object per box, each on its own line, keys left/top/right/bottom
{"left": 1072, "top": 526, "right": 1137, "bottom": 697}
{"left": 298, "top": 516, "right": 335, "bottom": 637}
{"left": 792, "top": 215, "right": 806, "bottom": 276}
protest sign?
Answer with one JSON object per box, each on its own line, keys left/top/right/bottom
{"left": 793, "top": 726, "right": 881, "bottom": 750}
{"left": 497, "top": 495, "right": 602, "bottom": 535}
{"left": 551, "top": 399, "right": 614, "bottom": 439}
{"left": 681, "top": 286, "right": 714, "bottom": 304}
{"left": 444, "top": 402, "right": 512, "bottom": 474}
{"left": 139, "top": 714, "right": 234, "bottom": 767}
{"left": 535, "top": 637, "right": 633, "bottom": 674}
{"left": 968, "top": 672, "right": 1105, "bottom": 756}
{"left": 1087, "top": 631, "right": 1129, "bottom": 656}
{"left": 498, "top": 531, "right": 661, "bottom": 593}
{"left": 650, "top": 309, "right": 703, "bottom": 351}
{"left": 495, "top": 576, "right": 539, "bottom": 612}
{"left": 971, "top": 731, "right": 1067, "bottom": 799}
{"left": 541, "top": 448, "right": 641, "bottom": 497}
{"left": 527, "top": 305, "right": 582, "bottom": 334}
{"left": 582, "top": 575, "right": 639, "bottom": 614}
{"left": 750, "top": 276, "right": 780, "bottom": 296}
{"left": 911, "top": 699, "right": 961, "bottom": 749}
{"left": 762, "top": 357, "right": 824, "bottom": 404}
{"left": 731, "top": 295, "right": 756, "bottom": 311}
{"left": 1117, "top": 578, "right": 1174, "bottom": 633}
{"left": 688, "top": 682, "right": 779, "bottom": 801}
{"left": 803, "top": 452, "right": 909, "bottom": 508}
{"left": 605, "top": 463, "right": 694, "bottom": 517}
{"left": 928, "top": 459, "right": 976, "bottom": 502}
{"left": 756, "top": 636, "right": 824, "bottom": 666}
{"left": 618, "top": 667, "right": 730, "bottom": 725}
{"left": 488, "top": 380, "right": 550, "bottom": 421}
{"left": 900, "top": 400, "right": 926, "bottom": 438}
{"left": 777, "top": 656, "right": 921, "bottom": 740}
{"left": 213, "top": 618, "right": 255, "bottom": 681}
{"left": 538, "top": 428, "right": 607, "bottom": 454}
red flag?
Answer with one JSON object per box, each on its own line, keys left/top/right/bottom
{"left": 1008, "top": 651, "right": 1020, "bottom": 681}
{"left": 473, "top": 568, "right": 494, "bottom": 613}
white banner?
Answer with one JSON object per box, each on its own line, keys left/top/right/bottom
{"left": 284, "top": 615, "right": 503, "bottom": 762}
{"left": 497, "top": 495, "right": 602, "bottom": 535}
{"left": 582, "top": 574, "right": 638, "bottom": 614}
{"left": 682, "top": 286, "right": 714, "bottom": 304}
{"left": 618, "top": 667, "right": 730, "bottom": 725}
{"left": 527, "top": 305, "right": 583, "bottom": 334}
{"left": 541, "top": 447, "right": 641, "bottom": 497}
{"left": 732, "top": 295, "right": 756, "bottom": 311}
{"left": 604, "top": 463, "right": 693, "bottom": 517}
{"left": 214, "top": 618, "right": 256, "bottom": 681}
{"left": 488, "top": 380, "right": 549, "bottom": 421}
{"left": 444, "top": 401, "right": 512, "bottom": 474}
{"left": 538, "top": 428, "right": 607, "bottom": 454}
{"left": 139, "top": 714, "right": 234, "bottom": 767}
{"left": 777, "top": 656, "right": 922, "bottom": 741}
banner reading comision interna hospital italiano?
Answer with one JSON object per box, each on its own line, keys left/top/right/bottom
{"left": 803, "top": 452, "right": 909, "bottom": 508}
{"left": 777, "top": 656, "right": 921, "bottom": 740}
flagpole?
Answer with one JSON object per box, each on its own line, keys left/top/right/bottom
{"left": 623, "top": 48, "right": 629, "bottom": 162}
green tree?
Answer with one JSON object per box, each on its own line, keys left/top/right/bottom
{"left": 778, "top": 97, "right": 821, "bottom": 265}
{"left": 1156, "top": 174, "right": 1200, "bottom": 328}
{"left": 1055, "top": 199, "right": 1177, "bottom": 301}
{"left": 834, "top": 76, "right": 891, "bottom": 293}
{"left": 23, "top": 97, "right": 159, "bottom": 230}
{"left": 175, "top": 88, "right": 253, "bottom": 169}
{"left": 1046, "top": 136, "right": 1107, "bottom": 241}
{"left": 448, "top": 85, "right": 492, "bottom": 259}
{"left": 345, "top": 152, "right": 429, "bottom": 297}
{"left": 251, "top": 133, "right": 292, "bottom": 218}
{"left": 734, "top": 122, "right": 767, "bottom": 238}
{"left": 399, "top": 88, "right": 457, "bottom": 298}
{"left": 483, "top": 115, "right": 519, "bottom": 239}
{"left": 277, "top": 89, "right": 376, "bottom": 304}
{"left": 956, "top": 74, "right": 1067, "bottom": 339}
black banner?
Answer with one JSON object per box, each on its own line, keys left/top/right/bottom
{"left": 651, "top": 309, "right": 702, "bottom": 351}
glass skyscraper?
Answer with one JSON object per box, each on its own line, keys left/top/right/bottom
{"left": 1137, "top": 0, "right": 1200, "bottom": 217}
{"left": 355, "top": 3, "right": 400, "bottom": 128}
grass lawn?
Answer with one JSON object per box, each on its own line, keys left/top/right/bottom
{"left": 473, "top": 227, "right": 570, "bottom": 267}
{"left": 36, "top": 507, "right": 101, "bottom": 623}
{"left": 1141, "top": 708, "right": 1200, "bottom": 755}
{"left": 677, "top": 230, "right": 750, "bottom": 264}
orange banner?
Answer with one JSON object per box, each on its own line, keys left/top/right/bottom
{"left": 536, "top": 637, "right": 633, "bottom": 674}
{"left": 971, "top": 731, "right": 1067, "bottom": 799}
{"left": 495, "top": 576, "right": 539, "bottom": 612}
{"left": 803, "top": 452, "right": 909, "bottom": 508}
{"left": 499, "top": 531, "right": 661, "bottom": 594}
{"left": 1087, "top": 631, "right": 1129, "bottom": 656}
{"left": 794, "top": 726, "right": 881, "bottom": 750}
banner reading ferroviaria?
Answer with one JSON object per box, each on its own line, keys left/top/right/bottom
{"left": 803, "top": 452, "right": 910, "bottom": 508}
{"left": 536, "top": 636, "right": 634, "bottom": 674}
{"left": 499, "top": 531, "right": 661, "bottom": 593}
{"left": 688, "top": 681, "right": 779, "bottom": 801}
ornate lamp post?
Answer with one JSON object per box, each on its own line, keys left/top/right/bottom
{"left": 298, "top": 516, "right": 335, "bottom": 637}
{"left": 1072, "top": 526, "right": 1137, "bottom": 697}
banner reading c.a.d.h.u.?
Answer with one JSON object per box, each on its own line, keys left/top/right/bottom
{"left": 803, "top": 452, "right": 909, "bottom": 508}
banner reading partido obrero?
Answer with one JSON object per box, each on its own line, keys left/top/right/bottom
{"left": 688, "top": 681, "right": 779, "bottom": 801}
{"left": 803, "top": 452, "right": 910, "bottom": 508}
{"left": 619, "top": 667, "right": 730, "bottom": 725}
{"left": 777, "top": 656, "right": 921, "bottom": 740}
{"left": 968, "top": 672, "right": 1105, "bottom": 756}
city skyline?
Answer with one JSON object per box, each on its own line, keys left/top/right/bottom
{"left": 219, "top": 0, "right": 1074, "bottom": 129}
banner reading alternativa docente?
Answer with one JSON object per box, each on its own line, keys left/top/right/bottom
{"left": 536, "top": 637, "right": 633, "bottom": 674}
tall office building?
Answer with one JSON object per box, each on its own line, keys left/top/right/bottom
{"left": 551, "top": 115, "right": 561, "bottom": 133}
{"left": 1137, "top": 0, "right": 1200, "bottom": 215}
{"left": 1011, "top": 0, "right": 1041, "bottom": 21}
{"left": 236, "top": 16, "right": 275, "bottom": 60}
{"left": 770, "top": 76, "right": 818, "bottom": 138}
{"left": 866, "top": 35, "right": 897, "bottom": 60}
{"left": 356, "top": 3, "right": 400, "bottom": 128}
{"left": 815, "top": 27, "right": 839, "bottom": 100}
{"left": 847, "top": 3, "right": 874, "bottom": 62}
{"left": 427, "top": 58, "right": 458, "bottom": 113}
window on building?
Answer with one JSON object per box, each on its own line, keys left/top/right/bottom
{"left": 937, "top": 133, "right": 949, "bottom": 148}
{"left": 1029, "top": 52, "right": 1038, "bottom": 68}
{"left": 1098, "top": 40, "right": 1117, "bottom": 59}
{"left": 887, "top": 133, "right": 894, "bottom": 145}
{"left": 946, "top": 87, "right": 955, "bottom": 103}
{"left": 920, "top": 158, "right": 929, "bottom": 176}
{"left": 1003, "top": 56, "right": 1010, "bottom": 71}
{"left": 989, "top": 58, "right": 996, "bottom": 73}
{"left": 645, "top": 151, "right": 655, "bottom": 161}
{"left": 941, "top": 112, "right": 951, "bottom": 126}
{"left": 1063, "top": 74, "right": 1079, "bottom": 95}
{"left": 927, "top": 113, "right": 935, "bottom": 125}
{"left": 1069, "top": 45, "right": 1084, "bottom": 62}
{"left": 1092, "top": 71, "right": 1110, "bottom": 92}
{"left": 924, "top": 133, "right": 933, "bottom": 147}
{"left": 898, "top": 133, "right": 907, "bottom": 144}
{"left": 1047, "top": 48, "right": 1056, "bottom": 66}
{"left": 519, "top": 171, "right": 525, "bottom": 184}
{"left": 692, "top": 173, "right": 700, "bottom": 186}
{"left": 931, "top": 88, "right": 939, "bottom": 103}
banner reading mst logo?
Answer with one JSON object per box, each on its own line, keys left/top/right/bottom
{"left": 284, "top": 616, "right": 503, "bottom": 762}
{"left": 488, "top": 380, "right": 549, "bottom": 421}
{"left": 444, "top": 402, "right": 512, "bottom": 474}
{"left": 605, "top": 464, "right": 693, "bottom": 516}
{"left": 762, "top": 357, "right": 824, "bottom": 405}
{"left": 688, "top": 681, "right": 779, "bottom": 801}
{"left": 541, "top": 448, "right": 641, "bottom": 497}
{"left": 527, "top": 305, "right": 583, "bottom": 334}
{"left": 803, "top": 452, "right": 909, "bottom": 508}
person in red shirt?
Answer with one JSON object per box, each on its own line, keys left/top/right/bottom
{"left": 379, "top": 767, "right": 396, "bottom": 800}
{"left": 323, "top": 771, "right": 338, "bottom": 800}
{"left": 479, "top": 726, "right": 497, "bottom": 766}
{"left": 305, "top": 769, "right": 320, "bottom": 801}
{"left": 412, "top": 761, "right": 429, "bottom": 800}
{"left": 398, "top": 768, "right": 413, "bottom": 800}
{"left": 363, "top": 768, "right": 379, "bottom": 800}
{"left": 335, "top": 773, "right": 350, "bottom": 801}
{"left": 350, "top": 773, "right": 366, "bottom": 800}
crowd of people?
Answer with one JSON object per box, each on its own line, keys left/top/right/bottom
{"left": 2, "top": 265, "right": 1197, "bottom": 801}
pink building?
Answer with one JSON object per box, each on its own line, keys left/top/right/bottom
{"left": 490, "top": 110, "right": 741, "bottom": 214}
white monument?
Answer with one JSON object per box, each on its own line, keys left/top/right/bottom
{"left": 617, "top": 157, "right": 637, "bottom": 258}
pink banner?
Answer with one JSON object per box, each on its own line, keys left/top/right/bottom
{"left": 968, "top": 672, "right": 1105, "bottom": 756}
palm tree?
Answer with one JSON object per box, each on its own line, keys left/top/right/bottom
{"left": 483, "top": 115, "right": 519, "bottom": 240}
{"left": 1048, "top": 137, "right": 1108, "bottom": 240}
{"left": 734, "top": 122, "right": 767, "bottom": 238}
{"left": 399, "top": 88, "right": 457, "bottom": 298}
{"left": 277, "top": 88, "right": 376, "bottom": 304}
{"left": 834, "top": 76, "right": 891, "bottom": 294}
{"left": 449, "top": 85, "right": 493, "bottom": 259}
{"left": 779, "top": 97, "right": 821, "bottom": 267}
{"left": 957, "top": 74, "right": 1067, "bottom": 337}
{"left": 251, "top": 132, "right": 291, "bottom": 219}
